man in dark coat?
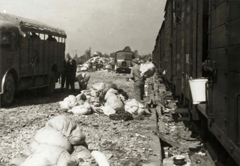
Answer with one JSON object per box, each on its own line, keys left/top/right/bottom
{"left": 129, "top": 59, "right": 146, "bottom": 103}
{"left": 66, "top": 55, "right": 76, "bottom": 91}
{"left": 69, "top": 59, "right": 77, "bottom": 91}
{"left": 61, "top": 58, "right": 67, "bottom": 90}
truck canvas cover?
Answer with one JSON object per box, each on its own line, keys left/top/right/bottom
{"left": 0, "top": 12, "right": 66, "bottom": 37}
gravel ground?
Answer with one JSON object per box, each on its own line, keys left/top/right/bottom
{"left": 0, "top": 70, "right": 158, "bottom": 166}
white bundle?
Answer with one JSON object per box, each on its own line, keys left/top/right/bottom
{"left": 140, "top": 62, "right": 155, "bottom": 78}
{"left": 68, "top": 101, "right": 92, "bottom": 115}
{"left": 91, "top": 151, "right": 110, "bottom": 166}
{"left": 92, "top": 82, "right": 105, "bottom": 91}
{"left": 80, "top": 66, "right": 88, "bottom": 71}
{"left": 100, "top": 105, "right": 116, "bottom": 116}
{"left": 125, "top": 98, "right": 146, "bottom": 115}
{"left": 104, "top": 88, "right": 119, "bottom": 100}
{"left": 59, "top": 95, "right": 76, "bottom": 110}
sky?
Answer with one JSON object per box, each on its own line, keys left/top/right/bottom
{"left": 1, "top": 0, "right": 166, "bottom": 56}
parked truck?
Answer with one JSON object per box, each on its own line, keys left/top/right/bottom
{"left": 0, "top": 13, "right": 67, "bottom": 106}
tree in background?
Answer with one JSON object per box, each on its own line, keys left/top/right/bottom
{"left": 134, "top": 50, "right": 139, "bottom": 59}
{"left": 85, "top": 47, "right": 91, "bottom": 59}
{"left": 139, "top": 54, "right": 152, "bottom": 62}
{"left": 110, "top": 52, "right": 115, "bottom": 58}
{"left": 123, "top": 46, "right": 132, "bottom": 52}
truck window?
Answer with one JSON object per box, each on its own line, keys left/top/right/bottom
{"left": 0, "top": 31, "right": 11, "bottom": 51}
{"left": 11, "top": 32, "right": 18, "bottom": 51}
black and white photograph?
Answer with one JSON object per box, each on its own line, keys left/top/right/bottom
{"left": 0, "top": 0, "right": 239, "bottom": 166}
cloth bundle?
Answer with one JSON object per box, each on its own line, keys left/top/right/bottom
{"left": 140, "top": 62, "right": 155, "bottom": 78}
{"left": 124, "top": 98, "right": 146, "bottom": 115}
{"left": 20, "top": 115, "right": 86, "bottom": 166}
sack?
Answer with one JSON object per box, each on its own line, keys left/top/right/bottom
{"left": 91, "top": 151, "right": 110, "bottom": 166}
{"left": 9, "top": 156, "right": 27, "bottom": 166}
{"left": 68, "top": 102, "right": 92, "bottom": 116}
{"left": 59, "top": 95, "right": 76, "bottom": 109}
{"left": 31, "top": 126, "right": 73, "bottom": 153}
{"left": 101, "top": 106, "right": 116, "bottom": 116}
{"left": 140, "top": 62, "right": 155, "bottom": 78}
{"left": 46, "top": 115, "right": 86, "bottom": 146}
{"left": 92, "top": 82, "right": 105, "bottom": 91}
{"left": 21, "top": 144, "right": 78, "bottom": 166}
{"left": 124, "top": 99, "right": 139, "bottom": 114}
{"left": 98, "top": 83, "right": 117, "bottom": 103}
{"left": 71, "top": 145, "right": 97, "bottom": 166}
{"left": 125, "top": 98, "right": 146, "bottom": 115}
{"left": 104, "top": 94, "right": 124, "bottom": 112}
{"left": 104, "top": 88, "right": 119, "bottom": 100}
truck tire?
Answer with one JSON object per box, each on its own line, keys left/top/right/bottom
{"left": 45, "top": 71, "right": 56, "bottom": 96}
{"left": 2, "top": 73, "right": 15, "bottom": 106}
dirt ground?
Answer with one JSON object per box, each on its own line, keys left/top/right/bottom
{"left": 0, "top": 70, "right": 160, "bottom": 166}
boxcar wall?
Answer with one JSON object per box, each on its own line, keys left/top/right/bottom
{"left": 152, "top": 0, "right": 240, "bottom": 165}
{"left": 163, "top": 0, "right": 173, "bottom": 84}
{"left": 152, "top": 33, "right": 160, "bottom": 70}
{"left": 208, "top": 0, "right": 240, "bottom": 165}
{"left": 155, "top": 0, "right": 209, "bottom": 103}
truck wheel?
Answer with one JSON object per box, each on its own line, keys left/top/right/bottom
{"left": 2, "top": 73, "right": 15, "bottom": 106}
{"left": 46, "top": 71, "right": 56, "bottom": 95}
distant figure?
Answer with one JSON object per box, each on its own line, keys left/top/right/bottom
{"left": 61, "top": 57, "right": 68, "bottom": 90}
{"left": 130, "top": 59, "right": 146, "bottom": 103}
{"left": 70, "top": 59, "right": 77, "bottom": 91}
{"left": 30, "top": 32, "right": 40, "bottom": 39}
{"left": 47, "top": 35, "right": 57, "bottom": 41}
{"left": 65, "top": 55, "right": 76, "bottom": 91}
{"left": 76, "top": 72, "right": 90, "bottom": 91}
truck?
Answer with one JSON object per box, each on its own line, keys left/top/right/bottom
{"left": 115, "top": 49, "right": 135, "bottom": 73}
{"left": 0, "top": 13, "right": 67, "bottom": 106}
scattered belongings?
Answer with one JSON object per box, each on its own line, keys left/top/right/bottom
{"left": 10, "top": 115, "right": 114, "bottom": 166}
{"left": 58, "top": 81, "right": 150, "bottom": 121}
{"left": 78, "top": 57, "right": 115, "bottom": 72}
{"left": 146, "top": 71, "right": 211, "bottom": 166}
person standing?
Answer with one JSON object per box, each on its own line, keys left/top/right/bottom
{"left": 61, "top": 57, "right": 67, "bottom": 90}
{"left": 130, "top": 59, "right": 146, "bottom": 103}
{"left": 69, "top": 58, "right": 77, "bottom": 92}
{"left": 65, "top": 54, "right": 76, "bottom": 92}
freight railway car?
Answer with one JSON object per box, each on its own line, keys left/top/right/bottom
{"left": 152, "top": 0, "right": 240, "bottom": 165}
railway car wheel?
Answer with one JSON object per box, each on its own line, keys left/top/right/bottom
{"left": 45, "top": 71, "right": 56, "bottom": 96}
{"left": 2, "top": 73, "right": 15, "bottom": 106}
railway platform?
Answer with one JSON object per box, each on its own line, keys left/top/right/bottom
{"left": 144, "top": 73, "right": 215, "bottom": 166}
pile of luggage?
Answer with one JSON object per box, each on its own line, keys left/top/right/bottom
{"left": 9, "top": 115, "right": 110, "bottom": 166}
{"left": 59, "top": 81, "right": 150, "bottom": 121}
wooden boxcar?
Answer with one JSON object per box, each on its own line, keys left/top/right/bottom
{"left": 152, "top": 0, "right": 240, "bottom": 165}
{"left": 207, "top": 0, "right": 240, "bottom": 164}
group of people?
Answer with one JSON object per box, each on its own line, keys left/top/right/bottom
{"left": 61, "top": 54, "right": 90, "bottom": 92}
{"left": 61, "top": 54, "right": 150, "bottom": 102}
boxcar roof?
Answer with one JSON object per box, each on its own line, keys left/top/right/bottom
{"left": 0, "top": 13, "right": 66, "bottom": 38}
